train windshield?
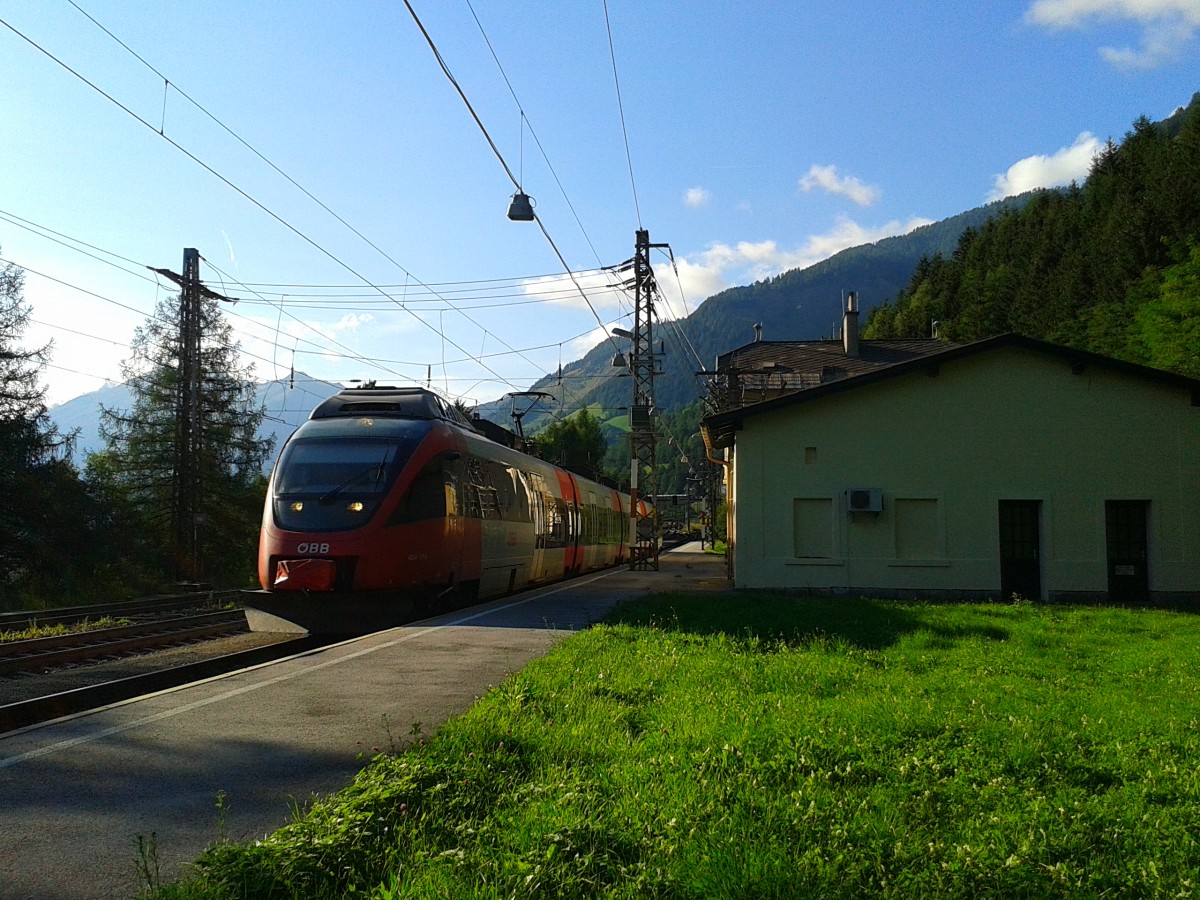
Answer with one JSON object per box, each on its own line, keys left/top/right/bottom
{"left": 271, "top": 418, "right": 432, "bottom": 531}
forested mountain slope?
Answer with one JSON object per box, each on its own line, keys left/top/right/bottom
{"left": 864, "top": 93, "right": 1200, "bottom": 378}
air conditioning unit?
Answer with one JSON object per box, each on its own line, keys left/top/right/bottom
{"left": 844, "top": 488, "right": 884, "bottom": 514}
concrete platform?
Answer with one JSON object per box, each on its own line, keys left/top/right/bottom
{"left": 0, "top": 546, "right": 727, "bottom": 899}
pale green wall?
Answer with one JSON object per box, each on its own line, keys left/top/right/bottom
{"left": 730, "top": 345, "right": 1200, "bottom": 598}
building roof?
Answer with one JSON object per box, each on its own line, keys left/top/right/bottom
{"left": 702, "top": 333, "right": 1200, "bottom": 450}
{"left": 714, "top": 338, "right": 951, "bottom": 404}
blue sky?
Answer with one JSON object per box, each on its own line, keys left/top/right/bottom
{"left": 1, "top": 0, "right": 1197, "bottom": 408}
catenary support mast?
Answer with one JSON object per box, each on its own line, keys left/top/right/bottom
{"left": 629, "top": 229, "right": 668, "bottom": 569}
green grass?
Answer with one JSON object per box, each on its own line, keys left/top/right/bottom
{"left": 0, "top": 616, "right": 129, "bottom": 642}
{"left": 154, "top": 595, "right": 1200, "bottom": 898}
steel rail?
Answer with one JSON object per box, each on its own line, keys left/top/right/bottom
{"left": 0, "top": 611, "right": 248, "bottom": 676}
{"left": 0, "top": 591, "right": 243, "bottom": 632}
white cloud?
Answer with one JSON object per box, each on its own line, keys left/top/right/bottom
{"left": 798, "top": 164, "right": 882, "bottom": 207}
{"left": 1026, "top": 0, "right": 1200, "bottom": 68}
{"left": 518, "top": 269, "right": 624, "bottom": 316}
{"left": 326, "top": 312, "right": 374, "bottom": 336}
{"left": 685, "top": 186, "right": 712, "bottom": 208}
{"left": 568, "top": 324, "right": 614, "bottom": 360}
{"left": 988, "top": 132, "right": 1102, "bottom": 200}
{"left": 661, "top": 215, "right": 933, "bottom": 309}
{"left": 221, "top": 230, "right": 238, "bottom": 269}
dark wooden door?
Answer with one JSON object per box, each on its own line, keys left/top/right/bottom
{"left": 1106, "top": 501, "right": 1149, "bottom": 603}
{"left": 999, "top": 500, "right": 1041, "bottom": 600}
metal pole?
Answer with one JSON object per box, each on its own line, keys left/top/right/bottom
{"left": 629, "top": 229, "right": 669, "bottom": 570}
{"left": 179, "top": 248, "right": 201, "bottom": 583}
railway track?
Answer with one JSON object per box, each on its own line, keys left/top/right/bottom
{"left": 0, "top": 593, "right": 334, "bottom": 734}
{"left": 0, "top": 591, "right": 243, "bottom": 633}
{"left": 0, "top": 610, "right": 251, "bottom": 676}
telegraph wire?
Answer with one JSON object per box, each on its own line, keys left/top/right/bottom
{"left": 0, "top": 14, "right": 534, "bottom": 400}
{"left": 0, "top": 209, "right": 152, "bottom": 280}
{"left": 197, "top": 256, "right": 426, "bottom": 384}
{"left": 30, "top": 317, "right": 132, "bottom": 351}
{"left": 203, "top": 268, "right": 609, "bottom": 292}
{"left": 2, "top": 255, "right": 154, "bottom": 321}
{"left": 1, "top": 206, "right": 622, "bottom": 316}
{"left": 8, "top": 252, "right": 377, "bottom": 392}
{"left": 199, "top": 257, "right": 581, "bottom": 410}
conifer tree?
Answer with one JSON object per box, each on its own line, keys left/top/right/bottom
{"left": 99, "top": 289, "right": 273, "bottom": 586}
{"left": 0, "top": 255, "right": 89, "bottom": 602}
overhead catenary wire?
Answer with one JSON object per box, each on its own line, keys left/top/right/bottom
{"left": 0, "top": 12, "right": 541, "bottom": 402}
{"left": 66, "top": 0, "right": 604, "bottom": 417}
{"left": 6, "top": 6, "right": 648, "bottom": 426}
{"left": 401, "top": 0, "right": 627, "bottom": 372}
{"left": 602, "top": 0, "right": 641, "bottom": 230}
{"left": 9, "top": 241, "right": 615, "bottom": 392}
{"left": 464, "top": 0, "right": 610, "bottom": 278}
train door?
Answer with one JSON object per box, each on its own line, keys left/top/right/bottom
{"left": 556, "top": 470, "right": 583, "bottom": 575}
{"left": 528, "top": 472, "right": 547, "bottom": 581}
{"left": 443, "top": 453, "right": 472, "bottom": 594}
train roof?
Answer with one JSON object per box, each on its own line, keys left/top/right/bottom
{"left": 311, "top": 386, "right": 479, "bottom": 431}
{"left": 310, "top": 386, "right": 527, "bottom": 451}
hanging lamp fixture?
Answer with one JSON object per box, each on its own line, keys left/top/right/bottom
{"left": 507, "top": 111, "right": 536, "bottom": 221}
{"left": 507, "top": 191, "right": 535, "bottom": 221}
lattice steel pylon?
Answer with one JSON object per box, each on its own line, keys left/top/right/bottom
{"left": 629, "top": 229, "right": 669, "bottom": 570}
{"left": 150, "top": 248, "right": 231, "bottom": 585}
{"left": 175, "top": 248, "right": 203, "bottom": 584}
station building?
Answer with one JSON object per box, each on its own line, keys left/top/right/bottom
{"left": 700, "top": 298, "right": 1200, "bottom": 603}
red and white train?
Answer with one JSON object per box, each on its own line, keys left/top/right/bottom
{"left": 245, "top": 386, "right": 634, "bottom": 633}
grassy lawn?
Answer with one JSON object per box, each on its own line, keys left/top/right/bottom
{"left": 155, "top": 594, "right": 1200, "bottom": 898}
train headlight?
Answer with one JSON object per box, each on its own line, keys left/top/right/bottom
{"left": 290, "top": 501, "right": 304, "bottom": 513}
{"left": 347, "top": 501, "right": 364, "bottom": 513}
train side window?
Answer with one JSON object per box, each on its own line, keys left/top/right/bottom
{"left": 391, "top": 461, "right": 447, "bottom": 523}
{"left": 546, "top": 498, "right": 563, "bottom": 548}
{"left": 505, "top": 467, "right": 529, "bottom": 523}
{"left": 462, "top": 457, "right": 482, "bottom": 518}
{"left": 490, "top": 462, "right": 514, "bottom": 518}
{"left": 534, "top": 490, "right": 547, "bottom": 548}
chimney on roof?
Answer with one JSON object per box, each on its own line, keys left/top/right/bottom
{"left": 842, "top": 292, "right": 859, "bottom": 357}
{"left": 753, "top": 322, "right": 763, "bottom": 342}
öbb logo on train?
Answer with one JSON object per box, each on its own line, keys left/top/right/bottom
{"left": 295, "top": 542, "right": 331, "bottom": 555}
